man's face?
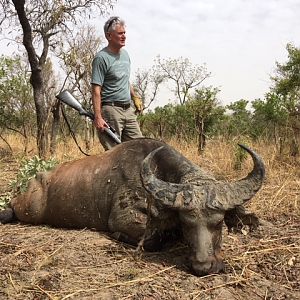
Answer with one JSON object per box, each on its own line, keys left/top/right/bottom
{"left": 107, "top": 25, "right": 126, "bottom": 49}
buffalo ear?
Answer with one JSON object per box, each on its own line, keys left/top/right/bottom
{"left": 224, "top": 206, "right": 260, "bottom": 232}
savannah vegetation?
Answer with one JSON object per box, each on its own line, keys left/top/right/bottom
{"left": 0, "top": 1, "right": 299, "bottom": 160}
{"left": 0, "top": 1, "right": 299, "bottom": 299}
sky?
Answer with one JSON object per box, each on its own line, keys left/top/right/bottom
{"left": 1, "top": 0, "right": 300, "bottom": 107}
{"left": 94, "top": 0, "right": 300, "bottom": 106}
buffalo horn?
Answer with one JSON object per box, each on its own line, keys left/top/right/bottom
{"left": 141, "top": 147, "right": 195, "bottom": 209}
{"left": 207, "top": 144, "right": 265, "bottom": 210}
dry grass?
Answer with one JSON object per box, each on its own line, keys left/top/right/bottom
{"left": 0, "top": 135, "right": 299, "bottom": 299}
{"left": 169, "top": 137, "right": 299, "bottom": 219}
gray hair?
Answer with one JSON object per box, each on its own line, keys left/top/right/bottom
{"left": 104, "top": 16, "right": 125, "bottom": 33}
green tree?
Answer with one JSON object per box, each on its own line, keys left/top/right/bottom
{"left": 225, "top": 99, "right": 252, "bottom": 137}
{"left": 272, "top": 43, "right": 300, "bottom": 101}
{"left": 187, "top": 86, "right": 222, "bottom": 153}
{"left": 0, "top": 55, "right": 34, "bottom": 152}
{"left": 252, "top": 93, "right": 299, "bottom": 156}
{"left": 273, "top": 43, "right": 300, "bottom": 155}
{"left": 172, "top": 104, "right": 195, "bottom": 139}
{"left": 0, "top": 0, "right": 114, "bottom": 157}
{"left": 252, "top": 44, "right": 300, "bottom": 156}
{"left": 55, "top": 25, "right": 103, "bottom": 152}
{"left": 140, "top": 105, "right": 174, "bottom": 139}
{"left": 252, "top": 93, "right": 289, "bottom": 141}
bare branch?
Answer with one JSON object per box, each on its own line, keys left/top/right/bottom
{"left": 155, "top": 56, "right": 211, "bottom": 105}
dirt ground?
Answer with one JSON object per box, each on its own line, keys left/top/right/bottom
{"left": 0, "top": 155, "right": 299, "bottom": 300}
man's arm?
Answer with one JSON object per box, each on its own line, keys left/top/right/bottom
{"left": 92, "top": 84, "right": 108, "bottom": 131}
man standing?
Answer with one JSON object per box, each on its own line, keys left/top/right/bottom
{"left": 91, "top": 16, "right": 143, "bottom": 150}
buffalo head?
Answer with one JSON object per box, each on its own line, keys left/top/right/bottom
{"left": 141, "top": 144, "right": 265, "bottom": 276}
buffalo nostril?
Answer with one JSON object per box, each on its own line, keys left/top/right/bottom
{"left": 191, "top": 258, "right": 224, "bottom": 276}
{"left": 191, "top": 261, "right": 212, "bottom": 276}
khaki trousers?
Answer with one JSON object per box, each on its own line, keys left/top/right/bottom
{"left": 97, "top": 104, "right": 143, "bottom": 150}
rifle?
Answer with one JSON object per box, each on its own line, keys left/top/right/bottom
{"left": 56, "top": 90, "right": 122, "bottom": 145}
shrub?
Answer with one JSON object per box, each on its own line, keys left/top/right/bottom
{"left": 10, "top": 156, "right": 58, "bottom": 194}
{"left": 0, "top": 156, "right": 58, "bottom": 209}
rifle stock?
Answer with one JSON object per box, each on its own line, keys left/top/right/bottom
{"left": 56, "top": 90, "right": 122, "bottom": 145}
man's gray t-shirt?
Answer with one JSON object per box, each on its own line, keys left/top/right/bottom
{"left": 91, "top": 47, "right": 131, "bottom": 103}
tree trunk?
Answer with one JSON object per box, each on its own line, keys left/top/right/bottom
{"left": 158, "top": 120, "right": 163, "bottom": 139}
{"left": 13, "top": 0, "right": 49, "bottom": 158}
{"left": 50, "top": 100, "right": 61, "bottom": 155}
{"left": 34, "top": 87, "right": 48, "bottom": 158}
{"left": 0, "top": 133, "right": 13, "bottom": 154}
{"left": 84, "top": 117, "right": 91, "bottom": 151}
{"left": 197, "top": 118, "right": 206, "bottom": 154}
{"left": 289, "top": 111, "right": 300, "bottom": 157}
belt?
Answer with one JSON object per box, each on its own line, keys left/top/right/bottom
{"left": 102, "top": 101, "right": 131, "bottom": 110}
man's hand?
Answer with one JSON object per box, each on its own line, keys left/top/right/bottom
{"left": 94, "top": 115, "right": 108, "bottom": 132}
{"left": 132, "top": 95, "right": 143, "bottom": 113}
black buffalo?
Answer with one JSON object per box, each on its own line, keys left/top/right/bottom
{"left": 0, "top": 138, "right": 265, "bottom": 276}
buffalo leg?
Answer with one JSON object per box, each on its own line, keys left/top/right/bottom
{"left": 108, "top": 205, "right": 148, "bottom": 245}
{"left": 107, "top": 206, "right": 169, "bottom": 251}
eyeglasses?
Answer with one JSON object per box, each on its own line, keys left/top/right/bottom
{"left": 106, "top": 17, "right": 120, "bottom": 32}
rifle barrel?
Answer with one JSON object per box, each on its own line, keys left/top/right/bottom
{"left": 56, "top": 90, "right": 121, "bottom": 145}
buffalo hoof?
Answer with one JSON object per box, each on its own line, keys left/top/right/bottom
{"left": 0, "top": 208, "right": 15, "bottom": 224}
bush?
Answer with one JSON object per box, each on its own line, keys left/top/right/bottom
{"left": 0, "top": 156, "right": 58, "bottom": 209}
{"left": 10, "top": 155, "right": 58, "bottom": 194}
{"left": 0, "top": 192, "right": 11, "bottom": 209}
